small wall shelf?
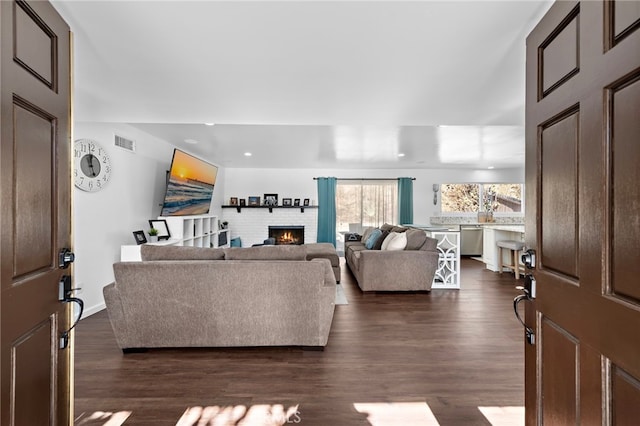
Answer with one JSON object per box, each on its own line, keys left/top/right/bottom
{"left": 222, "top": 205, "right": 318, "bottom": 213}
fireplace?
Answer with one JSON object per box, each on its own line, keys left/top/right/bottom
{"left": 269, "top": 226, "right": 305, "bottom": 245}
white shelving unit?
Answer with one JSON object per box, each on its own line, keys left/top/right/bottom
{"left": 159, "top": 214, "right": 230, "bottom": 248}
{"left": 121, "top": 214, "right": 230, "bottom": 262}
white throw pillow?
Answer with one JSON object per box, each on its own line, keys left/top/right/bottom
{"left": 385, "top": 232, "right": 407, "bottom": 251}
{"left": 381, "top": 231, "right": 399, "bottom": 250}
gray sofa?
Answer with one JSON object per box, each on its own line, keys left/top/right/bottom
{"left": 103, "top": 245, "right": 336, "bottom": 352}
{"left": 344, "top": 225, "right": 439, "bottom": 292}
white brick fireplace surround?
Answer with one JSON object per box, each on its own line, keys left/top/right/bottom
{"left": 221, "top": 208, "right": 318, "bottom": 247}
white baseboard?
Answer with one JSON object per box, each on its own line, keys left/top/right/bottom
{"left": 81, "top": 302, "right": 106, "bottom": 319}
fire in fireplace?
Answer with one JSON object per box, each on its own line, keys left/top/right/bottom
{"left": 268, "top": 226, "right": 305, "bottom": 245}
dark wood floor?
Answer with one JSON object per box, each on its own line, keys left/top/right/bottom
{"left": 74, "top": 258, "right": 525, "bottom": 425}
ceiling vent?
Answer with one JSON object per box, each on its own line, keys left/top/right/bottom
{"left": 114, "top": 134, "right": 135, "bottom": 152}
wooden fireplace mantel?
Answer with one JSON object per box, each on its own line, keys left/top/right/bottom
{"left": 221, "top": 205, "right": 318, "bottom": 213}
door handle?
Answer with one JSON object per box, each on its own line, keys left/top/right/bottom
{"left": 521, "top": 249, "right": 536, "bottom": 269}
{"left": 59, "top": 275, "right": 84, "bottom": 349}
{"left": 514, "top": 276, "right": 536, "bottom": 345}
{"left": 58, "top": 248, "right": 75, "bottom": 269}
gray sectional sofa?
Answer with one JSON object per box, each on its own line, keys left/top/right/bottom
{"left": 344, "top": 224, "right": 439, "bottom": 292}
{"left": 103, "top": 244, "right": 336, "bottom": 352}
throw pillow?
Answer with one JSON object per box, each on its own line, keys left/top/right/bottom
{"left": 385, "top": 232, "right": 407, "bottom": 251}
{"left": 391, "top": 226, "right": 408, "bottom": 233}
{"left": 361, "top": 227, "right": 375, "bottom": 244}
{"left": 380, "top": 223, "right": 394, "bottom": 232}
{"left": 372, "top": 230, "right": 390, "bottom": 250}
{"left": 364, "top": 229, "right": 382, "bottom": 249}
{"left": 381, "top": 231, "right": 399, "bottom": 250}
{"left": 404, "top": 229, "right": 428, "bottom": 250}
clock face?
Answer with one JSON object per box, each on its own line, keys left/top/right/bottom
{"left": 74, "top": 139, "right": 112, "bottom": 192}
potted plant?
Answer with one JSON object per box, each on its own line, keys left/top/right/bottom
{"left": 148, "top": 228, "right": 159, "bottom": 243}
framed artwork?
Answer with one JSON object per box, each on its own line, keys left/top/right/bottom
{"left": 282, "top": 198, "right": 292, "bottom": 206}
{"left": 148, "top": 219, "right": 171, "bottom": 240}
{"left": 303, "top": 198, "right": 310, "bottom": 206}
{"left": 294, "top": 199, "right": 301, "bottom": 206}
{"left": 132, "top": 230, "right": 147, "bottom": 245}
{"left": 239, "top": 198, "right": 246, "bottom": 206}
{"left": 248, "top": 196, "right": 260, "bottom": 206}
{"left": 230, "top": 197, "right": 238, "bottom": 205}
{"left": 263, "top": 193, "right": 278, "bottom": 206}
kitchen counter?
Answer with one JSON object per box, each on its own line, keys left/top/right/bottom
{"left": 483, "top": 224, "right": 525, "bottom": 233}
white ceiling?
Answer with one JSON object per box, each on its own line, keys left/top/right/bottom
{"left": 52, "top": 0, "right": 553, "bottom": 169}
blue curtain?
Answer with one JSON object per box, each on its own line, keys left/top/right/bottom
{"left": 398, "top": 177, "right": 414, "bottom": 225}
{"left": 316, "top": 177, "right": 337, "bottom": 246}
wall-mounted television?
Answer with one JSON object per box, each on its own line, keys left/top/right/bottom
{"left": 160, "top": 149, "right": 218, "bottom": 216}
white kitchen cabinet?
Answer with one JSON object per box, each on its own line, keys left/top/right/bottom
{"left": 482, "top": 225, "right": 525, "bottom": 272}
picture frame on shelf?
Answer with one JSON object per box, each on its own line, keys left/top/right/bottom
{"left": 239, "top": 198, "right": 246, "bottom": 206}
{"left": 282, "top": 198, "right": 292, "bottom": 206}
{"left": 230, "top": 197, "right": 238, "bottom": 205}
{"left": 263, "top": 193, "right": 278, "bottom": 206}
{"left": 132, "top": 230, "right": 147, "bottom": 245}
{"left": 248, "top": 196, "right": 260, "bottom": 206}
{"left": 294, "top": 199, "right": 301, "bottom": 206}
{"left": 303, "top": 198, "right": 310, "bottom": 206}
{"left": 148, "top": 219, "right": 171, "bottom": 240}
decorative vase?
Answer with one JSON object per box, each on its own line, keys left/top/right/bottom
{"left": 149, "top": 236, "right": 158, "bottom": 243}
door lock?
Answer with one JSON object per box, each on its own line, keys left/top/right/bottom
{"left": 521, "top": 249, "right": 536, "bottom": 269}
{"left": 58, "top": 248, "right": 75, "bottom": 269}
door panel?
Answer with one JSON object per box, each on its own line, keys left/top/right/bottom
{"left": 13, "top": 100, "right": 56, "bottom": 277}
{"left": 540, "top": 108, "right": 578, "bottom": 278}
{"left": 1, "top": 0, "right": 71, "bottom": 424}
{"left": 612, "top": 367, "right": 640, "bottom": 424}
{"left": 540, "top": 318, "right": 578, "bottom": 425}
{"left": 610, "top": 75, "right": 640, "bottom": 302}
{"left": 539, "top": 5, "right": 579, "bottom": 97}
{"left": 525, "top": 1, "right": 640, "bottom": 424}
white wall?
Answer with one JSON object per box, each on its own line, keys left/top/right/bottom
{"left": 221, "top": 167, "right": 524, "bottom": 230}
{"left": 72, "top": 123, "right": 226, "bottom": 316}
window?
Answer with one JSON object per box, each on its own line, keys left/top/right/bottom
{"left": 336, "top": 179, "right": 398, "bottom": 236}
{"left": 440, "top": 183, "right": 523, "bottom": 214}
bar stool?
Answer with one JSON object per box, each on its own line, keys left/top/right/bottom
{"left": 496, "top": 240, "right": 526, "bottom": 279}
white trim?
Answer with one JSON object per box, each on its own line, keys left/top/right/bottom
{"left": 81, "top": 302, "right": 106, "bottom": 319}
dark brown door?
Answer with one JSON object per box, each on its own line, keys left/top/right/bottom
{"left": 524, "top": 1, "right": 640, "bottom": 424}
{"left": 1, "top": 1, "right": 72, "bottom": 424}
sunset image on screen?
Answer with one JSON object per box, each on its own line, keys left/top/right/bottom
{"left": 161, "top": 150, "right": 219, "bottom": 216}
{"left": 170, "top": 150, "right": 218, "bottom": 185}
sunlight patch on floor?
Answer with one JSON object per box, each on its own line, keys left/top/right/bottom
{"left": 176, "top": 404, "right": 300, "bottom": 426}
{"left": 478, "top": 406, "right": 525, "bottom": 426}
{"left": 353, "top": 402, "right": 440, "bottom": 426}
{"left": 75, "top": 411, "right": 131, "bottom": 425}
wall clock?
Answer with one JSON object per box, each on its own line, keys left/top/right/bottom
{"left": 74, "top": 139, "right": 112, "bottom": 192}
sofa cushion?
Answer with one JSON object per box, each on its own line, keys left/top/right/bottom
{"left": 405, "top": 228, "right": 428, "bottom": 250}
{"left": 385, "top": 232, "right": 407, "bottom": 251}
{"left": 224, "top": 245, "right": 307, "bottom": 260}
{"left": 372, "top": 230, "right": 390, "bottom": 250}
{"left": 364, "top": 229, "right": 382, "bottom": 249}
{"left": 141, "top": 244, "right": 226, "bottom": 261}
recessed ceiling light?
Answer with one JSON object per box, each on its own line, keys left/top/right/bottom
{"left": 398, "top": 153, "right": 405, "bottom": 157}
{"left": 488, "top": 166, "right": 495, "bottom": 169}
{"left": 204, "top": 123, "right": 215, "bottom": 126}
{"left": 244, "top": 152, "right": 252, "bottom": 157}
{"left": 184, "top": 138, "right": 198, "bottom": 144}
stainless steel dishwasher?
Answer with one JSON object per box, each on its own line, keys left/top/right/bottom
{"left": 460, "top": 225, "right": 483, "bottom": 256}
